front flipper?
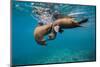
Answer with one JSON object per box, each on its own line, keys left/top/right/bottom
{"left": 59, "top": 29, "right": 64, "bottom": 33}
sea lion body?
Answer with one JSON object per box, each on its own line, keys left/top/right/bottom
{"left": 48, "top": 17, "right": 88, "bottom": 40}
{"left": 53, "top": 17, "right": 80, "bottom": 28}
{"left": 34, "top": 24, "right": 52, "bottom": 45}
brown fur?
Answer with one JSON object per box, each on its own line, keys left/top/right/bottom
{"left": 53, "top": 17, "right": 80, "bottom": 28}
{"left": 34, "top": 24, "right": 52, "bottom": 46}
{"left": 34, "top": 17, "right": 88, "bottom": 46}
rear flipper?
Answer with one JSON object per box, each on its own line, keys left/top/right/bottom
{"left": 73, "top": 18, "right": 88, "bottom": 28}
{"left": 78, "top": 18, "right": 88, "bottom": 24}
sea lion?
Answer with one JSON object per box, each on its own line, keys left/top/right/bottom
{"left": 48, "top": 17, "right": 88, "bottom": 40}
{"left": 34, "top": 17, "right": 88, "bottom": 46}
{"left": 34, "top": 23, "right": 52, "bottom": 46}
{"left": 53, "top": 17, "right": 88, "bottom": 28}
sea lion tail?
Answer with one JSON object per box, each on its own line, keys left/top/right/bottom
{"left": 78, "top": 18, "right": 88, "bottom": 24}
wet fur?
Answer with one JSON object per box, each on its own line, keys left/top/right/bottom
{"left": 34, "top": 17, "right": 88, "bottom": 46}
{"left": 34, "top": 24, "right": 52, "bottom": 46}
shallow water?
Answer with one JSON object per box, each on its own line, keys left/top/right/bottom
{"left": 12, "top": 1, "right": 96, "bottom": 65}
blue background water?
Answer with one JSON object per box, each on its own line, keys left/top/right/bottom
{"left": 12, "top": 1, "right": 96, "bottom": 65}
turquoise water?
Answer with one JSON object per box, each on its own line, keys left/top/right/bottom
{"left": 12, "top": 1, "right": 96, "bottom": 66}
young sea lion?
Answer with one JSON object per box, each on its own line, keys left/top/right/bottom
{"left": 48, "top": 17, "right": 88, "bottom": 40}
{"left": 34, "top": 23, "right": 52, "bottom": 46}
{"left": 52, "top": 17, "right": 88, "bottom": 30}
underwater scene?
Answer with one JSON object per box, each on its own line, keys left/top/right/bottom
{"left": 12, "top": 1, "right": 96, "bottom": 66}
